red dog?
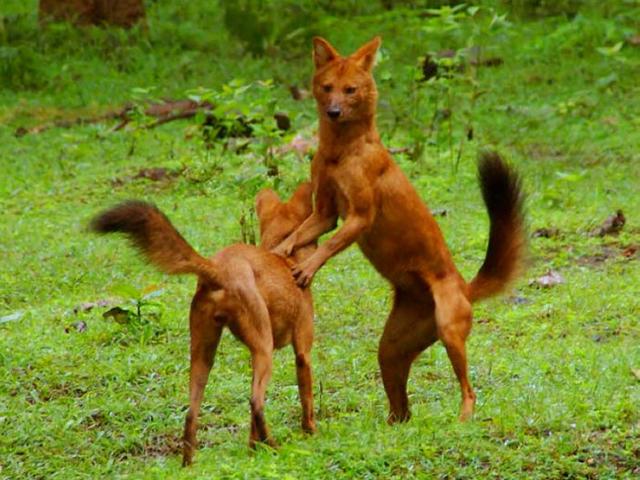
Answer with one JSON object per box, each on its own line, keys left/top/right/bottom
{"left": 274, "top": 37, "right": 526, "bottom": 423}
{"left": 92, "top": 183, "right": 317, "bottom": 465}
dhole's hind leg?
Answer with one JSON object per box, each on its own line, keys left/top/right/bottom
{"left": 230, "top": 270, "right": 277, "bottom": 449}
{"left": 248, "top": 346, "right": 275, "bottom": 448}
{"left": 378, "top": 289, "right": 437, "bottom": 424}
{"left": 430, "top": 275, "right": 476, "bottom": 421}
{"left": 182, "top": 297, "right": 222, "bottom": 467}
{"left": 292, "top": 307, "right": 316, "bottom": 434}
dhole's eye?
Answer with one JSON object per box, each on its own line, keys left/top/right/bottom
{"left": 322, "top": 84, "right": 332, "bottom": 93}
{"left": 344, "top": 86, "right": 357, "bottom": 94}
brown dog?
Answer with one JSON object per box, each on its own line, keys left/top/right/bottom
{"left": 91, "top": 183, "right": 317, "bottom": 466}
{"left": 274, "top": 37, "right": 526, "bottom": 423}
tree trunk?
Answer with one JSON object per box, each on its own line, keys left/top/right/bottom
{"left": 39, "top": 0, "right": 146, "bottom": 28}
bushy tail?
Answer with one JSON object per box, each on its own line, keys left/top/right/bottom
{"left": 468, "top": 152, "right": 526, "bottom": 303}
{"left": 91, "top": 201, "right": 219, "bottom": 284}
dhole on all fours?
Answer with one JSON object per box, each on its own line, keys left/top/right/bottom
{"left": 92, "top": 183, "right": 318, "bottom": 466}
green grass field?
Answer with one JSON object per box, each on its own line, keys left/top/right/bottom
{"left": 1, "top": 1, "right": 639, "bottom": 478}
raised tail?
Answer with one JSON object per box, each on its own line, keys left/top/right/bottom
{"left": 91, "top": 201, "right": 219, "bottom": 284}
{"left": 468, "top": 152, "right": 526, "bottom": 303}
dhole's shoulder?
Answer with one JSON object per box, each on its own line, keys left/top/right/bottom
{"left": 356, "top": 141, "right": 394, "bottom": 173}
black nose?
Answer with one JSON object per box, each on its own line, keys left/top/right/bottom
{"left": 327, "top": 107, "right": 341, "bottom": 119}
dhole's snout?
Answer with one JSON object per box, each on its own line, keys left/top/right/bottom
{"left": 326, "top": 105, "right": 341, "bottom": 119}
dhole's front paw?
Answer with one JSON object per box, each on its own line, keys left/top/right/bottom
{"left": 272, "top": 238, "right": 295, "bottom": 257}
{"left": 292, "top": 258, "right": 318, "bottom": 287}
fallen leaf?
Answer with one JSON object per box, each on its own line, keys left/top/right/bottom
{"left": 102, "top": 307, "right": 132, "bottom": 324}
{"left": 590, "top": 210, "right": 625, "bottom": 237}
{"left": 622, "top": 245, "right": 639, "bottom": 258}
{"left": 532, "top": 227, "right": 559, "bottom": 239}
{"left": 65, "top": 321, "right": 87, "bottom": 333}
{"left": 632, "top": 368, "right": 640, "bottom": 380}
{"left": 73, "top": 299, "right": 111, "bottom": 314}
{"left": 530, "top": 270, "right": 565, "bottom": 288}
{"left": 134, "top": 167, "right": 178, "bottom": 182}
{"left": 112, "top": 167, "right": 181, "bottom": 187}
{"left": 74, "top": 321, "right": 87, "bottom": 332}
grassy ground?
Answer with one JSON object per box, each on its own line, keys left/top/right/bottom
{"left": 1, "top": 1, "right": 639, "bottom": 478}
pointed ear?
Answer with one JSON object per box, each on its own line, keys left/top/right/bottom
{"left": 255, "top": 189, "right": 280, "bottom": 221}
{"left": 313, "top": 37, "right": 340, "bottom": 69}
{"left": 287, "top": 182, "right": 313, "bottom": 220}
{"left": 352, "top": 36, "right": 381, "bottom": 71}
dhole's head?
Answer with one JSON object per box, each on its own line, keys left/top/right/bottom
{"left": 311, "top": 36, "right": 381, "bottom": 124}
{"left": 256, "top": 182, "right": 314, "bottom": 253}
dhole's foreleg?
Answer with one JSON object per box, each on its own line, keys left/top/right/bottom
{"left": 273, "top": 211, "right": 337, "bottom": 257}
{"left": 182, "top": 304, "right": 222, "bottom": 467}
{"left": 292, "top": 310, "right": 316, "bottom": 433}
{"left": 429, "top": 275, "right": 476, "bottom": 422}
{"left": 378, "top": 289, "right": 437, "bottom": 424}
{"left": 292, "top": 214, "right": 369, "bottom": 287}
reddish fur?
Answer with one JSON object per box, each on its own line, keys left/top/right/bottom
{"left": 274, "top": 37, "right": 526, "bottom": 423}
{"left": 92, "top": 183, "right": 317, "bottom": 466}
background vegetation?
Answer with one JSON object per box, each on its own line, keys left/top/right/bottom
{"left": 1, "top": 0, "right": 639, "bottom": 478}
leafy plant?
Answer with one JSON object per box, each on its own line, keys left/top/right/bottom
{"left": 186, "top": 79, "right": 287, "bottom": 179}
{"left": 401, "top": 5, "right": 510, "bottom": 170}
{"left": 103, "top": 283, "right": 166, "bottom": 345}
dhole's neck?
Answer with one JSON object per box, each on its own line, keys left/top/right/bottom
{"left": 318, "top": 115, "right": 379, "bottom": 151}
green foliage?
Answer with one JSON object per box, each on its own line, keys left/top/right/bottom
{"left": 1, "top": 1, "right": 640, "bottom": 478}
{"left": 221, "top": 0, "right": 400, "bottom": 56}
{"left": 103, "top": 283, "right": 167, "bottom": 345}
{"left": 502, "top": 0, "right": 583, "bottom": 18}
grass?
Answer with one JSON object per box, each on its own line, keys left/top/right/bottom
{"left": 1, "top": 1, "right": 639, "bottom": 478}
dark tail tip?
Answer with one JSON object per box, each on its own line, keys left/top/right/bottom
{"left": 90, "top": 200, "right": 157, "bottom": 238}
{"left": 469, "top": 150, "right": 528, "bottom": 302}
{"left": 477, "top": 150, "right": 524, "bottom": 223}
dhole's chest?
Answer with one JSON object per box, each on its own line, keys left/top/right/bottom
{"left": 320, "top": 158, "right": 353, "bottom": 219}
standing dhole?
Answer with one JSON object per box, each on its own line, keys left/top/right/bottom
{"left": 274, "top": 37, "right": 526, "bottom": 423}
{"left": 92, "top": 183, "right": 317, "bottom": 466}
